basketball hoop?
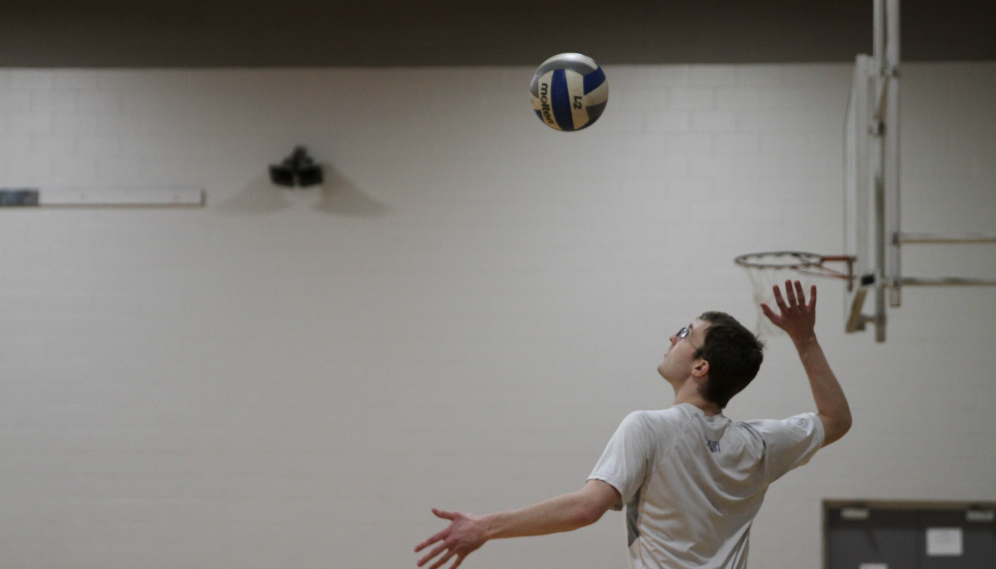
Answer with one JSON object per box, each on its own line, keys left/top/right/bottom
{"left": 735, "top": 252, "right": 855, "bottom": 338}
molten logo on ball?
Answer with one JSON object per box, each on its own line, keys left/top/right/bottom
{"left": 538, "top": 82, "right": 554, "bottom": 126}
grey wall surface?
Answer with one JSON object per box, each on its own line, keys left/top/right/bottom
{"left": 0, "top": 61, "right": 995, "bottom": 569}
{"left": 1, "top": 0, "right": 995, "bottom": 67}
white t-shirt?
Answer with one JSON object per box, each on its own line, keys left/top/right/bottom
{"left": 588, "top": 403, "right": 824, "bottom": 569}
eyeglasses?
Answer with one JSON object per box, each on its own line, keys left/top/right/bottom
{"left": 675, "top": 326, "right": 701, "bottom": 351}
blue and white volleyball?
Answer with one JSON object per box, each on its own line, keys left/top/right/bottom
{"left": 529, "top": 53, "right": 608, "bottom": 132}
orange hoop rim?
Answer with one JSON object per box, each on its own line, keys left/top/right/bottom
{"left": 734, "top": 251, "right": 856, "bottom": 281}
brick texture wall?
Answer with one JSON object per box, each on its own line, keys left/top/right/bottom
{"left": 0, "top": 62, "right": 994, "bottom": 568}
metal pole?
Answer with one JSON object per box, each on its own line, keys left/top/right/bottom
{"left": 873, "top": 0, "right": 884, "bottom": 73}
{"left": 885, "top": 0, "right": 902, "bottom": 308}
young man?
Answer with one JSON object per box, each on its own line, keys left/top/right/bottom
{"left": 414, "top": 281, "right": 851, "bottom": 569}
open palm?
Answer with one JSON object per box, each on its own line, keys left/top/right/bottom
{"left": 414, "top": 508, "right": 490, "bottom": 569}
{"left": 760, "top": 280, "right": 817, "bottom": 341}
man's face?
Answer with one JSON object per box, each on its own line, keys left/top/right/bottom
{"left": 658, "top": 319, "right": 709, "bottom": 384}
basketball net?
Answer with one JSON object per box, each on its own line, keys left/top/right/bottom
{"left": 735, "top": 252, "right": 854, "bottom": 339}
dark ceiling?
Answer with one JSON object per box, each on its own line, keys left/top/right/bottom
{"left": 1, "top": 0, "right": 993, "bottom": 67}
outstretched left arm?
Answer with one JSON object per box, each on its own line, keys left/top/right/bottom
{"left": 415, "top": 479, "right": 620, "bottom": 569}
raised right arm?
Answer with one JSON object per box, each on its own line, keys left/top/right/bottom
{"left": 761, "top": 281, "right": 852, "bottom": 446}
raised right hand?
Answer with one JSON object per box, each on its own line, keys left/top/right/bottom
{"left": 760, "top": 280, "right": 817, "bottom": 342}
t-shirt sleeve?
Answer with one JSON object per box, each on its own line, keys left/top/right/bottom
{"left": 587, "top": 411, "right": 656, "bottom": 511}
{"left": 747, "top": 412, "right": 825, "bottom": 484}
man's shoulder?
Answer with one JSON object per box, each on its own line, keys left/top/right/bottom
{"left": 627, "top": 405, "right": 692, "bottom": 420}
{"left": 621, "top": 405, "right": 696, "bottom": 432}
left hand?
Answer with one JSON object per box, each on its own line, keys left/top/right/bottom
{"left": 414, "top": 508, "right": 493, "bottom": 569}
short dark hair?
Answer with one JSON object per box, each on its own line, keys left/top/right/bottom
{"left": 695, "top": 312, "right": 764, "bottom": 408}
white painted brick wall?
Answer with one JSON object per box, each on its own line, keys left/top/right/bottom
{"left": 0, "top": 62, "right": 994, "bottom": 569}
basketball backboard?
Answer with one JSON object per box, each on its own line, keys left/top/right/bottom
{"left": 843, "top": 0, "right": 995, "bottom": 343}
{"left": 842, "top": 0, "right": 900, "bottom": 342}
{"left": 745, "top": 0, "right": 994, "bottom": 341}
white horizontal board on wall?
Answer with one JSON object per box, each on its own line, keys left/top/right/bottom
{"left": 0, "top": 188, "right": 205, "bottom": 207}
{"left": 41, "top": 188, "right": 205, "bottom": 206}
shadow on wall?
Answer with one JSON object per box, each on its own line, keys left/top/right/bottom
{"left": 314, "top": 167, "right": 390, "bottom": 216}
{"left": 216, "top": 165, "right": 390, "bottom": 216}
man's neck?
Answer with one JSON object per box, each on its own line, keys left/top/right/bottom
{"left": 672, "top": 381, "right": 723, "bottom": 417}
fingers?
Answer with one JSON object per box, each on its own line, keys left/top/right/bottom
{"left": 414, "top": 528, "right": 446, "bottom": 553}
{"left": 760, "top": 303, "right": 780, "bottom": 325}
{"left": 417, "top": 542, "right": 449, "bottom": 567}
{"left": 432, "top": 508, "right": 456, "bottom": 520}
{"left": 773, "top": 281, "right": 814, "bottom": 312}
{"left": 771, "top": 284, "right": 789, "bottom": 312}
{"left": 415, "top": 508, "right": 457, "bottom": 552}
{"left": 784, "top": 280, "right": 798, "bottom": 307}
{"left": 426, "top": 550, "right": 456, "bottom": 569}
{"left": 417, "top": 509, "right": 477, "bottom": 569}
{"left": 790, "top": 281, "right": 817, "bottom": 312}
{"left": 794, "top": 280, "right": 806, "bottom": 307}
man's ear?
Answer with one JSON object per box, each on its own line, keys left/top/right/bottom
{"left": 691, "top": 358, "right": 709, "bottom": 379}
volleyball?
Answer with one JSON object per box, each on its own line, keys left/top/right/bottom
{"left": 529, "top": 53, "right": 608, "bottom": 132}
